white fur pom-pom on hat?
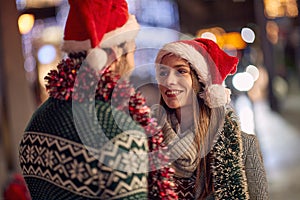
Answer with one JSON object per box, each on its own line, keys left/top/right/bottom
{"left": 200, "top": 85, "right": 232, "bottom": 108}
{"left": 86, "top": 48, "right": 107, "bottom": 71}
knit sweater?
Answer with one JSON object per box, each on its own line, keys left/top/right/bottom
{"left": 159, "top": 107, "right": 270, "bottom": 200}
{"left": 19, "top": 98, "right": 149, "bottom": 200}
{"left": 19, "top": 57, "right": 178, "bottom": 200}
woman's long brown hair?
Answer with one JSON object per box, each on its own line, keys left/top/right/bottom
{"left": 157, "top": 54, "right": 215, "bottom": 199}
{"left": 190, "top": 69, "right": 213, "bottom": 199}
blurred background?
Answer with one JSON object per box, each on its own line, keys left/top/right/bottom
{"left": 0, "top": 0, "right": 299, "bottom": 199}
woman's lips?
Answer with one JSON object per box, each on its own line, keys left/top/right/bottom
{"left": 165, "top": 89, "right": 182, "bottom": 97}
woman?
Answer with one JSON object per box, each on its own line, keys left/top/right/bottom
{"left": 154, "top": 38, "right": 270, "bottom": 199}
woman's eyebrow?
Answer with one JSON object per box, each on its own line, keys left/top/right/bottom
{"left": 159, "top": 65, "right": 168, "bottom": 70}
{"left": 159, "top": 63, "right": 190, "bottom": 69}
{"left": 173, "top": 64, "right": 190, "bottom": 69}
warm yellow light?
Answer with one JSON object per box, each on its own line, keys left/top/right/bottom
{"left": 196, "top": 28, "right": 247, "bottom": 50}
{"left": 286, "top": 1, "right": 299, "bottom": 17}
{"left": 18, "top": 14, "right": 35, "bottom": 34}
{"left": 264, "top": 0, "right": 298, "bottom": 18}
{"left": 196, "top": 27, "right": 226, "bottom": 48}
{"left": 266, "top": 21, "right": 279, "bottom": 44}
{"left": 222, "top": 32, "right": 247, "bottom": 50}
{"left": 264, "top": 0, "right": 280, "bottom": 18}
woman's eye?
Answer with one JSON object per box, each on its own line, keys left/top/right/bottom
{"left": 177, "top": 69, "right": 188, "bottom": 75}
{"left": 159, "top": 71, "right": 168, "bottom": 76}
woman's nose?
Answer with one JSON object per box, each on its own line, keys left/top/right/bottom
{"left": 165, "top": 71, "right": 178, "bottom": 86}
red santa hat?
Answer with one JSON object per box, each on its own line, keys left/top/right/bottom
{"left": 61, "top": 0, "right": 140, "bottom": 70}
{"left": 155, "top": 38, "right": 239, "bottom": 108}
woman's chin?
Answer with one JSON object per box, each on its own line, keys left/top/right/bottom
{"left": 165, "top": 101, "right": 180, "bottom": 109}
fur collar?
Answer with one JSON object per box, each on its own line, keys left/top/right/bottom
{"left": 211, "top": 107, "right": 249, "bottom": 199}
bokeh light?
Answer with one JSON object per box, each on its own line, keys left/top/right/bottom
{"left": 222, "top": 32, "right": 247, "bottom": 50}
{"left": 18, "top": 14, "right": 35, "bottom": 34}
{"left": 200, "top": 32, "right": 217, "bottom": 43}
{"left": 246, "top": 65, "right": 260, "bottom": 81}
{"left": 264, "top": 0, "right": 298, "bottom": 18}
{"left": 241, "top": 27, "right": 255, "bottom": 43}
{"left": 266, "top": 21, "right": 279, "bottom": 44}
{"left": 232, "top": 72, "right": 254, "bottom": 91}
{"left": 37, "top": 44, "right": 57, "bottom": 64}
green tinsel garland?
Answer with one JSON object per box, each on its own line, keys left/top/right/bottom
{"left": 211, "top": 108, "right": 249, "bottom": 200}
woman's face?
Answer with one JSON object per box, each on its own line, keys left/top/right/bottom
{"left": 156, "top": 54, "right": 193, "bottom": 109}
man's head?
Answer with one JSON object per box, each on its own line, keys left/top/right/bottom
{"left": 61, "top": 0, "right": 140, "bottom": 72}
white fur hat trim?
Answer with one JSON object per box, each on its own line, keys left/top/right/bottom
{"left": 86, "top": 48, "right": 107, "bottom": 71}
{"left": 200, "top": 84, "right": 231, "bottom": 108}
{"left": 156, "top": 42, "right": 209, "bottom": 83}
{"left": 101, "top": 15, "right": 140, "bottom": 48}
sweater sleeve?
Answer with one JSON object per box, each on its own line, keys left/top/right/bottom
{"left": 242, "top": 132, "right": 270, "bottom": 200}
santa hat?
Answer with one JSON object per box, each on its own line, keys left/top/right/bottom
{"left": 155, "top": 38, "right": 238, "bottom": 108}
{"left": 61, "top": 0, "right": 140, "bottom": 70}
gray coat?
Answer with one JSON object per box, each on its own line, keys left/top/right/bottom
{"left": 156, "top": 106, "right": 270, "bottom": 199}
{"left": 241, "top": 132, "right": 270, "bottom": 200}
{"left": 209, "top": 108, "right": 270, "bottom": 200}
{"left": 203, "top": 132, "right": 270, "bottom": 200}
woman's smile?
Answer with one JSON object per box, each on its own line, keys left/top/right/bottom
{"left": 165, "top": 89, "right": 183, "bottom": 97}
{"left": 156, "top": 54, "right": 193, "bottom": 109}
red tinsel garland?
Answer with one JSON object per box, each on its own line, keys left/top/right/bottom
{"left": 44, "top": 58, "right": 178, "bottom": 199}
